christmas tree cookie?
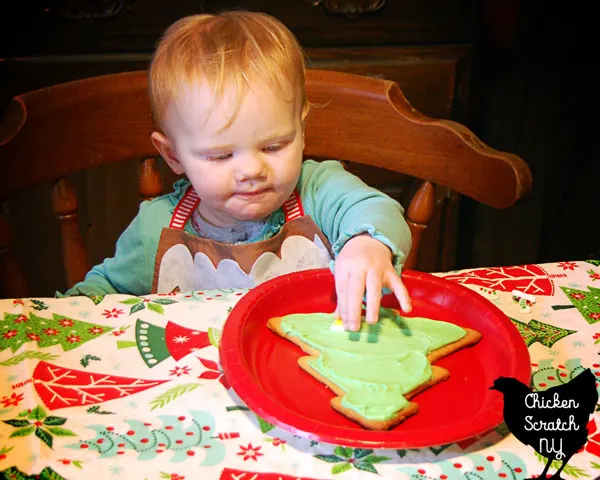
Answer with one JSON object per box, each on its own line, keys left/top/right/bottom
{"left": 267, "top": 308, "right": 481, "bottom": 430}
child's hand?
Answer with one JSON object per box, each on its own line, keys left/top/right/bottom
{"left": 334, "top": 233, "right": 412, "bottom": 331}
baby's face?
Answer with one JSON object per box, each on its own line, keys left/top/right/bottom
{"left": 163, "top": 79, "right": 304, "bottom": 227}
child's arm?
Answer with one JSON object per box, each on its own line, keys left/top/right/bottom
{"left": 62, "top": 203, "right": 159, "bottom": 297}
{"left": 298, "top": 160, "right": 412, "bottom": 331}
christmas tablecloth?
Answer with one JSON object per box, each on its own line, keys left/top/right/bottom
{"left": 1, "top": 261, "right": 600, "bottom": 480}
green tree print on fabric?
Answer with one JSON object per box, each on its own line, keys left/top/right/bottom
{"left": 397, "top": 451, "right": 527, "bottom": 479}
{"left": 315, "top": 447, "right": 390, "bottom": 475}
{"left": 553, "top": 286, "right": 600, "bottom": 324}
{"left": 0, "top": 312, "right": 114, "bottom": 353}
{"left": 509, "top": 317, "right": 576, "bottom": 348}
{"left": 531, "top": 358, "right": 599, "bottom": 394}
{"left": 64, "top": 410, "right": 225, "bottom": 466}
{"left": 0, "top": 466, "right": 67, "bottom": 480}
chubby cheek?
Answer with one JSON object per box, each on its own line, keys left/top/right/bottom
{"left": 277, "top": 148, "right": 303, "bottom": 187}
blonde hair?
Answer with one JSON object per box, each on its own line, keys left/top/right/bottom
{"left": 149, "top": 11, "right": 307, "bottom": 131}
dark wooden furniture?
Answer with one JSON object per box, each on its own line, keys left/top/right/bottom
{"left": 0, "top": 69, "right": 531, "bottom": 298}
{"left": 0, "top": 0, "right": 488, "bottom": 295}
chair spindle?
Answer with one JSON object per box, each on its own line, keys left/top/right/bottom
{"left": 139, "top": 157, "right": 164, "bottom": 201}
{"left": 404, "top": 181, "right": 435, "bottom": 270}
{"left": 51, "top": 177, "right": 90, "bottom": 288}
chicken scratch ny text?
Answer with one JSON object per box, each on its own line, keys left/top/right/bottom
{"left": 524, "top": 392, "right": 581, "bottom": 460}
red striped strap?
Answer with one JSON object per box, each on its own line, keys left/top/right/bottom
{"left": 169, "top": 186, "right": 200, "bottom": 230}
{"left": 282, "top": 189, "right": 304, "bottom": 222}
{"left": 169, "top": 186, "right": 303, "bottom": 230}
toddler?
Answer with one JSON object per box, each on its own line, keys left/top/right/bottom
{"left": 66, "top": 11, "right": 413, "bottom": 331}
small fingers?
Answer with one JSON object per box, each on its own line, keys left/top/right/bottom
{"left": 335, "top": 268, "right": 349, "bottom": 326}
{"left": 365, "top": 272, "right": 382, "bottom": 324}
{"left": 388, "top": 272, "right": 412, "bottom": 313}
{"left": 345, "top": 273, "right": 366, "bottom": 331}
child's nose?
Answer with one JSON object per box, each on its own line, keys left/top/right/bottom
{"left": 235, "top": 152, "right": 267, "bottom": 181}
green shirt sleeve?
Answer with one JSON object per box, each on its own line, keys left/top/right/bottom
{"left": 63, "top": 199, "right": 169, "bottom": 296}
{"left": 298, "top": 159, "right": 412, "bottom": 272}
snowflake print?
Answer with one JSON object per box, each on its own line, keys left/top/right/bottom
{"left": 169, "top": 365, "right": 191, "bottom": 377}
{"left": 1, "top": 392, "right": 24, "bottom": 408}
{"left": 66, "top": 335, "right": 81, "bottom": 344}
{"left": 43, "top": 328, "right": 59, "bottom": 336}
{"left": 59, "top": 319, "right": 74, "bottom": 327}
{"left": 173, "top": 335, "right": 190, "bottom": 344}
{"left": 13, "top": 315, "right": 27, "bottom": 324}
{"left": 26, "top": 333, "right": 40, "bottom": 342}
{"left": 590, "top": 312, "right": 600, "bottom": 321}
{"left": 571, "top": 293, "right": 586, "bottom": 300}
{"left": 88, "top": 326, "right": 105, "bottom": 334}
{"left": 102, "top": 308, "right": 124, "bottom": 319}
{"left": 237, "top": 443, "right": 263, "bottom": 461}
{"left": 109, "top": 465, "right": 124, "bottom": 475}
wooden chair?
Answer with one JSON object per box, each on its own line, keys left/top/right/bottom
{"left": 0, "top": 69, "right": 532, "bottom": 298}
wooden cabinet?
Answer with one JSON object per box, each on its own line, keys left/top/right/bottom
{"left": 0, "top": 0, "right": 474, "bottom": 295}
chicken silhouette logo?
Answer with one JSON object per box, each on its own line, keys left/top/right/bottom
{"left": 490, "top": 368, "right": 598, "bottom": 480}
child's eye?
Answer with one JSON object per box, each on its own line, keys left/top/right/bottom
{"left": 263, "top": 143, "right": 286, "bottom": 153}
{"left": 206, "top": 153, "right": 232, "bottom": 161}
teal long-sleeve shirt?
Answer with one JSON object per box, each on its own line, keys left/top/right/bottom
{"left": 65, "top": 160, "right": 411, "bottom": 296}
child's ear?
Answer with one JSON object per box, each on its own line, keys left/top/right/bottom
{"left": 151, "top": 132, "right": 185, "bottom": 175}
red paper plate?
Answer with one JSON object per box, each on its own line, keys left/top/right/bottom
{"left": 220, "top": 268, "right": 530, "bottom": 448}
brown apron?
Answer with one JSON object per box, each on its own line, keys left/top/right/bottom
{"left": 152, "top": 186, "right": 334, "bottom": 293}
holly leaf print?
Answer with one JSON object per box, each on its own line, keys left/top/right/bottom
{"left": 30, "top": 299, "right": 49, "bottom": 311}
{"left": 45, "top": 426, "right": 76, "bottom": 436}
{"left": 315, "top": 454, "right": 344, "bottom": 463}
{"left": 332, "top": 463, "right": 352, "bottom": 474}
{"left": 334, "top": 446, "right": 353, "bottom": 458}
{"left": 80, "top": 354, "right": 101, "bottom": 368}
{"left": 353, "top": 462, "right": 377, "bottom": 474}
{"left": 147, "top": 302, "right": 165, "bottom": 314}
{"left": 120, "top": 298, "right": 143, "bottom": 306}
{"left": 9, "top": 425, "right": 35, "bottom": 438}
{"left": 44, "top": 416, "right": 67, "bottom": 426}
{"left": 363, "top": 454, "right": 390, "bottom": 464}
{"left": 4, "top": 419, "right": 31, "bottom": 428}
{"left": 130, "top": 302, "right": 146, "bottom": 315}
{"left": 28, "top": 405, "right": 47, "bottom": 421}
{"left": 152, "top": 299, "right": 177, "bottom": 306}
{"left": 35, "top": 427, "right": 53, "bottom": 448}
{"left": 353, "top": 448, "right": 372, "bottom": 459}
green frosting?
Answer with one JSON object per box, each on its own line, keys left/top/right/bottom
{"left": 279, "top": 308, "right": 466, "bottom": 421}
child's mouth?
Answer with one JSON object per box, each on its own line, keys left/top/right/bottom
{"left": 236, "top": 188, "right": 270, "bottom": 198}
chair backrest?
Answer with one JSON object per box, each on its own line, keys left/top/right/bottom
{"left": 0, "top": 69, "right": 532, "bottom": 298}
